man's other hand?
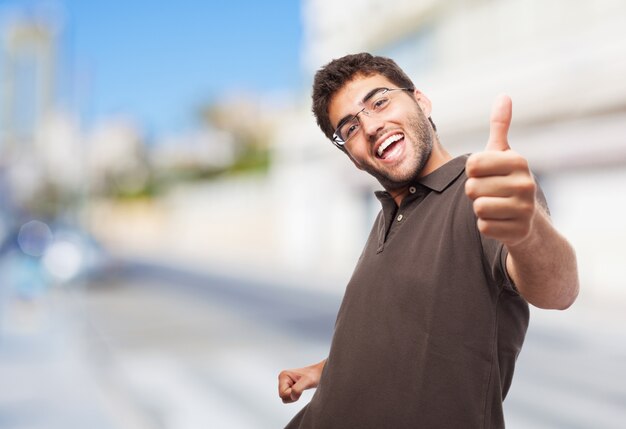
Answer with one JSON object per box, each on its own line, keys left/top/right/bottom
{"left": 278, "top": 359, "right": 326, "bottom": 403}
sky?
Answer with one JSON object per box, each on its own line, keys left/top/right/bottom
{"left": 0, "top": 0, "right": 303, "bottom": 137}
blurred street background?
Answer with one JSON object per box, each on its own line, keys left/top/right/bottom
{"left": 0, "top": 0, "right": 625, "bottom": 428}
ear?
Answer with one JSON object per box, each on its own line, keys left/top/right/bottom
{"left": 413, "top": 89, "right": 432, "bottom": 117}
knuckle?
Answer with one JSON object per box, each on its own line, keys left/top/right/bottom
{"left": 513, "top": 177, "right": 536, "bottom": 196}
{"left": 477, "top": 219, "right": 490, "bottom": 235}
{"left": 473, "top": 199, "right": 487, "bottom": 217}
{"left": 465, "top": 178, "right": 478, "bottom": 198}
{"left": 465, "top": 155, "right": 480, "bottom": 176}
{"left": 509, "top": 154, "right": 529, "bottom": 171}
{"left": 521, "top": 201, "right": 535, "bottom": 217}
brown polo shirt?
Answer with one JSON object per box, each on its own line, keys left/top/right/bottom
{"left": 286, "top": 155, "right": 539, "bottom": 429}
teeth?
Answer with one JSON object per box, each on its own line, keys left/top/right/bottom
{"left": 377, "top": 134, "right": 403, "bottom": 157}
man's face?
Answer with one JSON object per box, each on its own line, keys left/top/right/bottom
{"left": 328, "top": 74, "right": 434, "bottom": 191}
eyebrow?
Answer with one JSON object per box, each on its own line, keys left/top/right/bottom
{"left": 335, "top": 87, "right": 387, "bottom": 130}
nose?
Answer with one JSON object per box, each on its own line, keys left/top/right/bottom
{"left": 359, "top": 111, "right": 385, "bottom": 142}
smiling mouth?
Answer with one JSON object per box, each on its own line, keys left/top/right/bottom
{"left": 376, "top": 133, "right": 404, "bottom": 159}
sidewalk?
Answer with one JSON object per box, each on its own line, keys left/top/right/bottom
{"left": 0, "top": 291, "right": 152, "bottom": 429}
{"left": 0, "top": 261, "right": 333, "bottom": 429}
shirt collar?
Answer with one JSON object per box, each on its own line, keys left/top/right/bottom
{"left": 375, "top": 154, "right": 469, "bottom": 204}
{"left": 417, "top": 154, "right": 468, "bottom": 192}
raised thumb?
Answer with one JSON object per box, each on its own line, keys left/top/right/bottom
{"left": 485, "top": 94, "right": 512, "bottom": 151}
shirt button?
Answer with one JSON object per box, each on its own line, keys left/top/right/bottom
{"left": 397, "top": 214, "right": 404, "bottom": 222}
{"left": 409, "top": 186, "right": 417, "bottom": 194}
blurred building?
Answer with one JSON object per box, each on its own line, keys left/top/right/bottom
{"left": 0, "top": 19, "right": 62, "bottom": 210}
{"left": 1, "top": 20, "right": 55, "bottom": 152}
{"left": 269, "top": 0, "right": 626, "bottom": 302}
{"left": 0, "top": 14, "right": 149, "bottom": 216}
{"left": 0, "top": 14, "right": 99, "bottom": 220}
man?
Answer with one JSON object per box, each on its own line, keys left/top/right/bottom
{"left": 278, "top": 53, "right": 579, "bottom": 428}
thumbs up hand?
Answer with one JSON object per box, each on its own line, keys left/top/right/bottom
{"left": 465, "top": 95, "right": 537, "bottom": 247}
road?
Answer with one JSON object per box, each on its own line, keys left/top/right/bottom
{"left": 0, "top": 261, "right": 624, "bottom": 428}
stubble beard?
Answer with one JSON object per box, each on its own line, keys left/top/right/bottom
{"left": 364, "top": 109, "right": 434, "bottom": 192}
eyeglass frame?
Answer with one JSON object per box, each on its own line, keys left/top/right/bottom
{"left": 331, "top": 87, "right": 414, "bottom": 149}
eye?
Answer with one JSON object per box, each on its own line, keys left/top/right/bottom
{"left": 371, "top": 96, "right": 390, "bottom": 111}
{"left": 345, "top": 121, "right": 360, "bottom": 138}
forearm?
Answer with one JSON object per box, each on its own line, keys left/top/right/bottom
{"left": 506, "top": 206, "right": 579, "bottom": 310}
{"left": 311, "top": 358, "right": 327, "bottom": 372}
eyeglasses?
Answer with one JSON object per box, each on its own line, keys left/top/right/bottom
{"left": 332, "top": 87, "right": 413, "bottom": 148}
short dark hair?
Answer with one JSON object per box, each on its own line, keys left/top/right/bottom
{"left": 312, "top": 53, "right": 434, "bottom": 141}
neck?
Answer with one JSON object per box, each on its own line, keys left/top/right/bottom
{"left": 420, "top": 138, "right": 451, "bottom": 178}
{"left": 389, "top": 188, "right": 409, "bottom": 206}
{"left": 388, "top": 141, "right": 452, "bottom": 206}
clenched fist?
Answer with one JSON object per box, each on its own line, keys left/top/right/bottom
{"left": 278, "top": 359, "right": 326, "bottom": 403}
